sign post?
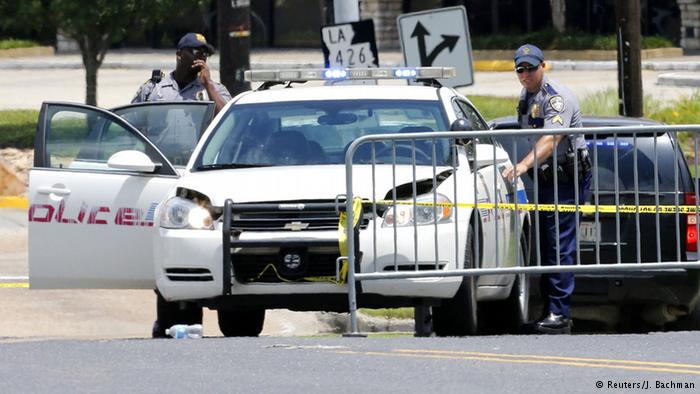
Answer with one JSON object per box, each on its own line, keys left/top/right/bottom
{"left": 397, "top": 6, "right": 474, "bottom": 87}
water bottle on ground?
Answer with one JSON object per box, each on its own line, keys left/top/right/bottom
{"left": 165, "top": 324, "right": 203, "bottom": 339}
{"left": 186, "top": 324, "right": 203, "bottom": 339}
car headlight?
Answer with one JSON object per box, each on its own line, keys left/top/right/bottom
{"left": 159, "top": 197, "right": 214, "bottom": 230}
{"left": 382, "top": 193, "right": 453, "bottom": 227}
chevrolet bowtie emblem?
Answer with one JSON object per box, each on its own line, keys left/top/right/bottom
{"left": 284, "top": 221, "right": 309, "bottom": 231}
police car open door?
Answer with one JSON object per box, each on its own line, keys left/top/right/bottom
{"left": 29, "top": 101, "right": 214, "bottom": 288}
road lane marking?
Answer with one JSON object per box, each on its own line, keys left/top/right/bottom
{"left": 0, "top": 276, "right": 29, "bottom": 288}
{"left": 0, "top": 283, "right": 28, "bottom": 288}
{"left": 395, "top": 349, "right": 700, "bottom": 370}
{"left": 0, "top": 197, "right": 28, "bottom": 209}
{"left": 332, "top": 349, "right": 700, "bottom": 376}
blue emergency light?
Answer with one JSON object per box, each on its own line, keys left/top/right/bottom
{"left": 245, "top": 67, "right": 456, "bottom": 83}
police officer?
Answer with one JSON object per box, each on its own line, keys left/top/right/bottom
{"left": 503, "top": 44, "right": 592, "bottom": 334}
{"left": 133, "top": 33, "right": 232, "bottom": 338}
{"left": 132, "top": 32, "right": 231, "bottom": 115}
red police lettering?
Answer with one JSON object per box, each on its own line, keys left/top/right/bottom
{"left": 28, "top": 204, "right": 54, "bottom": 223}
{"left": 88, "top": 206, "right": 110, "bottom": 225}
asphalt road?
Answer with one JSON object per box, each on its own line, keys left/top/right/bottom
{"left": 0, "top": 208, "right": 355, "bottom": 339}
{"left": 0, "top": 334, "right": 698, "bottom": 393}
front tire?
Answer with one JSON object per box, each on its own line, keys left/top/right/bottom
{"left": 152, "top": 290, "right": 202, "bottom": 338}
{"left": 217, "top": 309, "right": 266, "bottom": 337}
{"left": 433, "top": 221, "right": 478, "bottom": 336}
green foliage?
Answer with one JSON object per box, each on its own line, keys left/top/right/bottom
{"left": 647, "top": 91, "right": 700, "bottom": 124}
{"left": 468, "top": 95, "right": 518, "bottom": 120}
{"left": 49, "top": 0, "right": 194, "bottom": 52}
{"left": 0, "top": 1, "right": 45, "bottom": 33}
{"left": 0, "top": 39, "right": 40, "bottom": 50}
{"left": 359, "top": 308, "right": 414, "bottom": 320}
{"left": 472, "top": 29, "right": 674, "bottom": 50}
{"left": 0, "top": 110, "right": 39, "bottom": 148}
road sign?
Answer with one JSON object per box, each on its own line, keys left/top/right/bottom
{"left": 397, "top": 6, "right": 474, "bottom": 87}
{"left": 321, "top": 19, "right": 379, "bottom": 69}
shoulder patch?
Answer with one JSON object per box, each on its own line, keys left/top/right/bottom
{"left": 543, "top": 83, "right": 558, "bottom": 96}
{"left": 549, "top": 95, "right": 565, "bottom": 112}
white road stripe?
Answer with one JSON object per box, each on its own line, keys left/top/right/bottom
{"left": 0, "top": 276, "right": 28, "bottom": 281}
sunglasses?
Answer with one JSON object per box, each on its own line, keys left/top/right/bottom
{"left": 188, "top": 48, "right": 210, "bottom": 59}
{"left": 515, "top": 64, "right": 539, "bottom": 74}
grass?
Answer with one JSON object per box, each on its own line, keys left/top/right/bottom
{"left": 0, "top": 39, "right": 40, "bottom": 50}
{"left": 472, "top": 29, "right": 674, "bottom": 50}
{"left": 0, "top": 110, "right": 38, "bottom": 148}
{"left": 359, "top": 308, "right": 414, "bottom": 320}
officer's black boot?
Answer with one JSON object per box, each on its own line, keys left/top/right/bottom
{"left": 535, "top": 312, "right": 572, "bottom": 334}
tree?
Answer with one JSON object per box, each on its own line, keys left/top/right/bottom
{"left": 50, "top": 0, "right": 200, "bottom": 106}
{"left": 550, "top": 0, "right": 566, "bottom": 33}
{"left": 1, "top": 0, "right": 205, "bottom": 106}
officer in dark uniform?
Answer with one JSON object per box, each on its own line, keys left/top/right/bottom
{"left": 133, "top": 33, "right": 232, "bottom": 338}
{"left": 503, "top": 44, "right": 592, "bottom": 334}
{"left": 132, "top": 32, "right": 231, "bottom": 115}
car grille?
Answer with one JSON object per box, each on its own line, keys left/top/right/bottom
{"left": 233, "top": 251, "right": 341, "bottom": 283}
{"left": 229, "top": 200, "right": 369, "bottom": 231}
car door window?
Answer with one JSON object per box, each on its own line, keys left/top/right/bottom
{"left": 39, "top": 104, "right": 176, "bottom": 176}
{"left": 46, "top": 108, "right": 145, "bottom": 171}
{"left": 113, "top": 102, "right": 215, "bottom": 166}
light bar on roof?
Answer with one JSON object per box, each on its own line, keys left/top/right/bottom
{"left": 244, "top": 67, "right": 457, "bottom": 82}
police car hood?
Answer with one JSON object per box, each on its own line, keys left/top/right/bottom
{"left": 178, "top": 165, "right": 453, "bottom": 205}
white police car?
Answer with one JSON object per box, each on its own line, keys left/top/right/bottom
{"left": 29, "top": 67, "right": 529, "bottom": 336}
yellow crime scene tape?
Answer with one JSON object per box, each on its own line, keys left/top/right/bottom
{"left": 247, "top": 197, "right": 363, "bottom": 285}
{"left": 374, "top": 199, "right": 700, "bottom": 215}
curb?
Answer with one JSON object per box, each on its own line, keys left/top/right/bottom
{"left": 657, "top": 72, "right": 700, "bottom": 87}
{"left": 318, "top": 311, "right": 415, "bottom": 334}
{"left": 0, "top": 196, "right": 28, "bottom": 209}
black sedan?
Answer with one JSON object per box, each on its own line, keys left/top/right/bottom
{"left": 489, "top": 116, "right": 700, "bottom": 331}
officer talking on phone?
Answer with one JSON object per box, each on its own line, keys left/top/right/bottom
{"left": 132, "top": 33, "right": 231, "bottom": 338}
{"left": 502, "top": 44, "right": 592, "bottom": 334}
{"left": 132, "top": 32, "right": 231, "bottom": 115}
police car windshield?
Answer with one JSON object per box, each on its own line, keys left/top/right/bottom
{"left": 195, "top": 99, "right": 451, "bottom": 169}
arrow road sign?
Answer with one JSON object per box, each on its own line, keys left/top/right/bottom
{"left": 411, "top": 21, "right": 460, "bottom": 67}
{"left": 398, "top": 6, "right": 474, "bottom": 87}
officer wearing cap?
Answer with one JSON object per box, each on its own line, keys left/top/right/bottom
{"left": 503, "top": 44, "right": 592, "bottom": 334}
{"left": 133, "top": 33, "right": 232, "bottom": 338}
{"left": 132, "top": 32, "right": 231, "bottom": 115}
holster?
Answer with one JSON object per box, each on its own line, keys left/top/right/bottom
{"left": 529, "top": 147, "right": 591, "bottom": 186}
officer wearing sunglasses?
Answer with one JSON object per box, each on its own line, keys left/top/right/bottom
{"left": 503, "top": 44, "right": 592, "bottom": 335}
{"left": 131, "top": 33, "right": 232, "bottom": 338}
{"left": 132, "top": 32, "right": 231, "bottom": 115}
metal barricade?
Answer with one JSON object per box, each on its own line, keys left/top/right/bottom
{"left": 343, "top": 125, "right": 700, "bottom": 334}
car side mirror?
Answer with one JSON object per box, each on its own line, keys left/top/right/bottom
{"left": 467, "top": 143, "right": 510, "bottom": 170}
{"left": 450, "top": 119, "right": 474, "bottom": 146}
{"left": 107, "top": 150, "right": 158, "bottom": 173}
{"left": 450, "top": 118, "right": 472, "bottom": 131}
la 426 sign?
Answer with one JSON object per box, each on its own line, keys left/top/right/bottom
{"left": 321, "top": 19, "right": 379, "bottom": 68}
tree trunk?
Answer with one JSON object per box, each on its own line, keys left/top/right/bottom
{"left": 76, "top": 34, "right": 108, "bottom": 107}
{"left": 550, "top": 0, "right": 566, "bottom": 33}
